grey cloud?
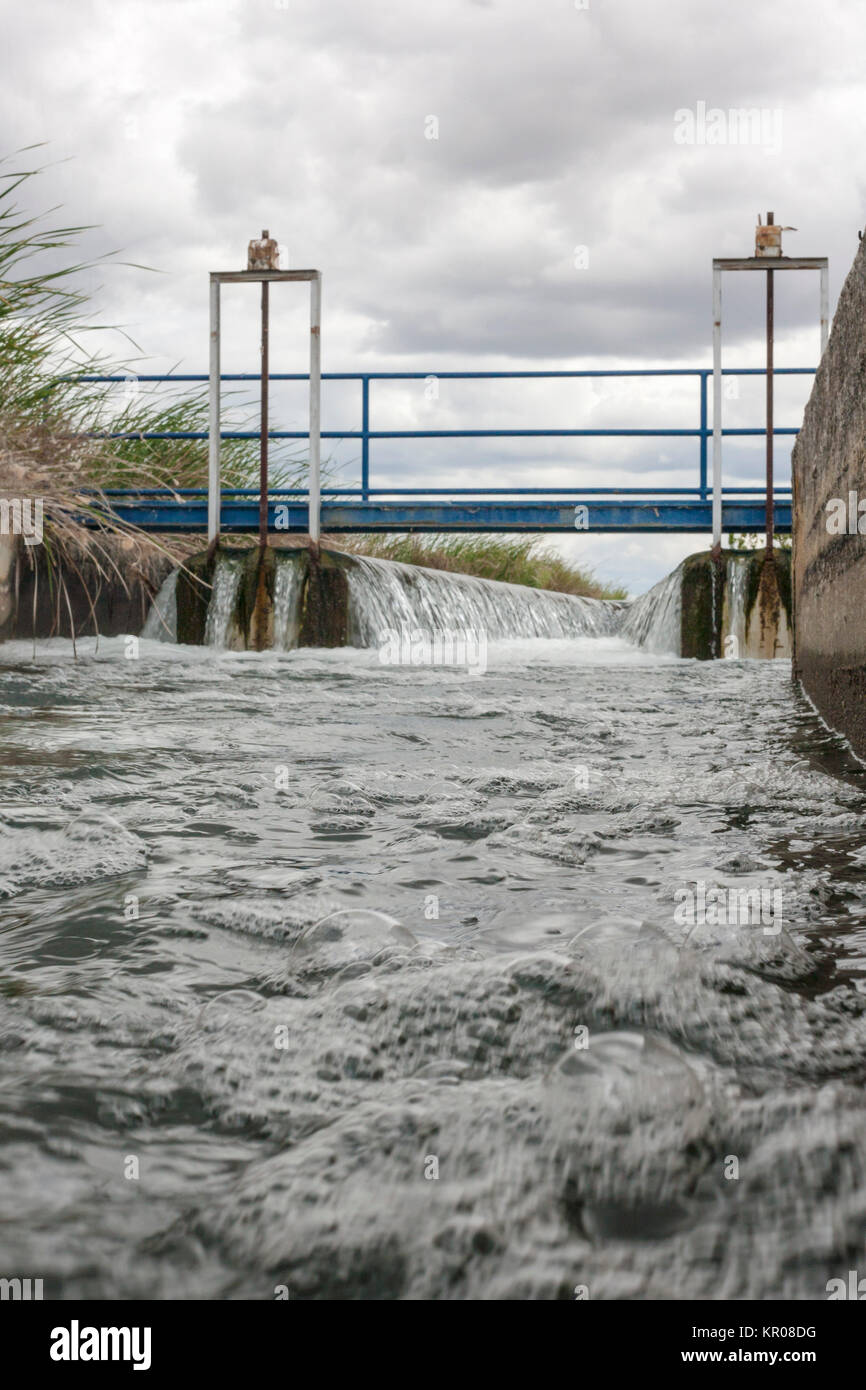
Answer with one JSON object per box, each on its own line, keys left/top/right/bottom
{"left": 2, "top": 0, "right": 864, "bottom": 587}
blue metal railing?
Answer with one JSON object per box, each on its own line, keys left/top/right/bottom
{"left": 76, "top": 366, "right": 813, "bottom": 505}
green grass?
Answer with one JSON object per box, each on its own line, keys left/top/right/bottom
{"left": 336, "top": 533, "right": 626, "bottom": 599}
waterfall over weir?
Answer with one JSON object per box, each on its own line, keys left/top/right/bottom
{"left": 144, "top": 547, "right": 689, "bottom": 654}
{"left": 620, "top": 566, "right": 682, "bottom": 654}
{"left": 344, "top": 554, "right": 626, "bottom": 646}
{"left": 203, "top": 554, "right": 245, "bottom": 648}
{"left": 141, "top": 569, "right": 178, "bottom": 642}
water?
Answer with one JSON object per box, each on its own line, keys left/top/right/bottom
{"left": 2, "top": 621, "right": 866, "bottom": 1299}
{"left": 346, "top": 554, "right": 626, "bottom": 645}
{"left": 144, "top": 550, "right": 634, "bottom": 654}
{"left": 272, "top": 554, "right": 305, "bottom": 652}
{"left": 620, "top": 566, "right": 682, "bottom": 654}
{"left": 725, "top": 555, "right": 750, "bottom": 655}
{"left": 141, "top": 569, "right": 178, "bottom": 643}
{"left": 203, "top": 553, "right": 244, "bottom": 649}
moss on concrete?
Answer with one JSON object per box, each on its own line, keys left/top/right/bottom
{"left": 237, "top": 546, "right": 277, "bottom": 651}
{"left": 299, "top": 548, "right": 350, "bottom": 647}
{"left": 175, "top": 549, "right": 214, "bottom": 645}
{"left": 680, "top": 552, "right": 721, "bottom": 660}
{"left": 178, "top": 544, "right": 321, "bottom": 649}
{"left": 772, "top": 547, "right": 792, "bottom": 628}
{"left": 679, "top": 548, "right": 791, "bottom": 661}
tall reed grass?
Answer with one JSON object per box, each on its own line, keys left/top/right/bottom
{"left": 336, "top": 533, "right": 626, "bottom": 599}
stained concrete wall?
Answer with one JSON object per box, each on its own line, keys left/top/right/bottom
{"left": 792, "top": 236, "right": 866, "bottom": 755}
{"left": 0, "top": 535, "right": 172, "bottom": 643}
{"left": 0, "top": 535, "right": 16, "bottom": 637}
{"left": 722, "top": 550, "right": 791, "bottom": 660}
{"left": 174, "top": 546, "right": 349, "bottom": 650}
{"left": 680, "top": 549, "right": 791, "bottom": 660}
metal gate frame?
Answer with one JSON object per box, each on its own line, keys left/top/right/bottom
{"left": 208, "top": 268, "right": 322, "bottom": 547}
{"left": 711, "top": 254, "right": 827, "bottom": 551}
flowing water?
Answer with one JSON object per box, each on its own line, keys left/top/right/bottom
{"left": 725, "top": 555, "right": 750, "bottom": 657}
{"left": 345, "top": 554, "right": 626, "bottom": 646}
{"left": 2, "top": 575, "right": 866, "bottom": 1300}
{"left": 141, "top": 569, "right": 178, "bottom": 643}
{"left": 203, "top": 554, "right": 245, "bottom": 649}
{"left": 272, "top": 555, "right": 306, "bottom": 653}
{"left": 620, "top": 565, "right": 683, "bottom": 654}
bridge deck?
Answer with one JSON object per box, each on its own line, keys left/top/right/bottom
{"left": 100, "top": 490, "right": 791, "bottom": 534}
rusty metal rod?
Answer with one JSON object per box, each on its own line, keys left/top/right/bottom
{"left": 259, "top": 279, "right": 269, "bottom": 548}
{"left": 765, "top": 267, "right": 774, "bottom": 558}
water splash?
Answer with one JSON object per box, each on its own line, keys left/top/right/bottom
{"left": 620, "top": 567, "right": 682, "bottom": 654}
{"left": 141, "top": 570, "right": 178, "bottom": 643}
{"left": 204, "top": 553, "right": 244, "bottom": 648}
{"left": 345, "top": 554, "right": 625, "bottom": 646}
{"left": 272, "top": 553, "right": 306, "bottom": 651}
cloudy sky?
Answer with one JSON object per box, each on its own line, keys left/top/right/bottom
{"left": 4, "top": 0, "right": 865, "bottom": 592}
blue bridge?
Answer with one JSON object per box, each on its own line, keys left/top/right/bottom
{"left": 83, "top": 366, "right": 808, "bottom": 535}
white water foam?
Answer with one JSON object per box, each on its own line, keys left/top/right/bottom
{"left": 620, "top": 566, "right": 682, "bottom": 654}
{"left": 272, "top": 554, "right": 306, "bottom": 651}
{"left": 139, "top": 551, "right": 689, "bottom": 659}
{"left": 345, "top": 554, "right": 626, "bottom": 646}
{"left": 204, "top": 554, "right": 244, "bottom": 648}
{"left": 141, "top": 570, "right": 178, "bottom": 642}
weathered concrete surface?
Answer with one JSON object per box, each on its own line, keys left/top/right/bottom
{"left": 681, "top": 549, "right": 791, "bottom": 660}
{"left": 176, "top": 546, "right": 347, "bottom": 650}
{"left": 299, "top": 549, "right": 350, "bottom": 648}
{"left": 175, "top": 549, "right": 215, "bottom": 645}
{"left": 792, "top": 236, "right": 866, "bottom": 754}
{"left": 745, "top": 558, "right": 792, "bottom": 658}
{"left": 0, "top": 536, "right": 173, "bottom": 643}
{"left": 728, "top": 551, "right": 791, "bottom": 660}
{"left": 0, "top": 534, "right": 17, "bottom": 639}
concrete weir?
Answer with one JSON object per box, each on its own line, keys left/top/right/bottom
{"left": 168, "top": 543, "right": 791, "bottom": 660}
{"left": 624, "top": 547, "right": 791, "bottom": 660}
{"left": 175, "top": 546, "right": 348, "bottom": 650}
{"left": 0, "top": 536, "right": 792, "bottom": 660}
{"left": 792, "top": 234, "right": 866, "bottom": 756}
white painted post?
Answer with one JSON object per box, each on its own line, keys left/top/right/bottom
{"left": 208, "top": 277, "right": 221, "bottom": 547}
{"left": 819, "top": 262, "right": 829, "bottom": 357}
{"left": 309, "top": 273, "right": 322, "bottom": 544}
{"left": 712, "top": 264, "right": 722, "bottom": 550}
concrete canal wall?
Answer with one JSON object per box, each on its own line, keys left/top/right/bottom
{"left": 792, "top": 235, "right": 866, "bottom": 755}
{"left": 0, "top": 535, "right": 173, "bottom": 644}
